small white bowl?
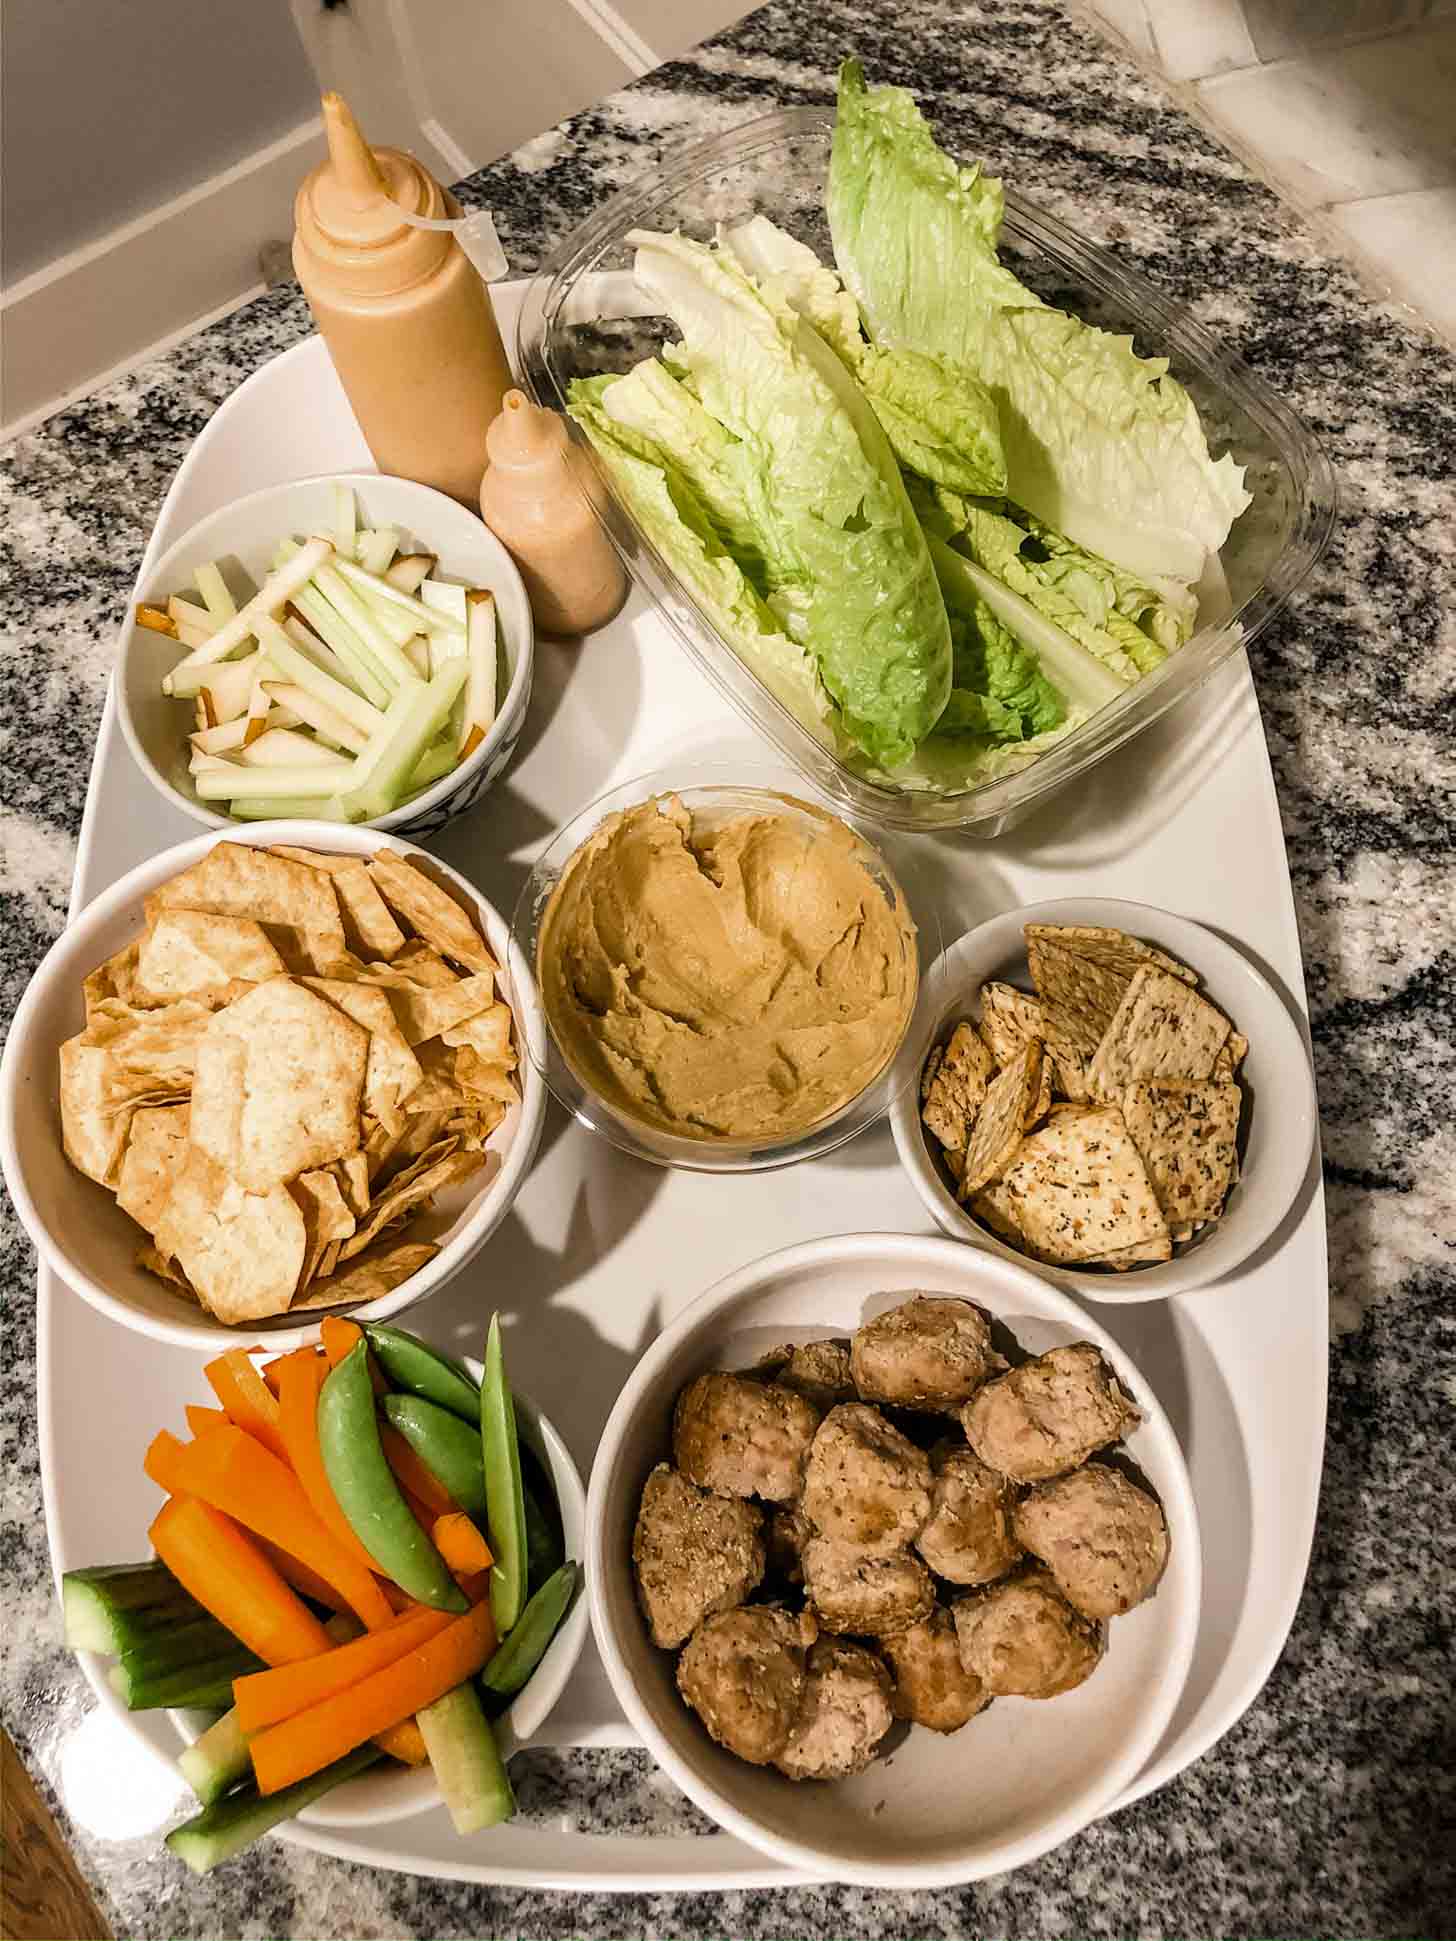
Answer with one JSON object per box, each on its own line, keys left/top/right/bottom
{"left": 890, "top": 898, "right": 1317, "bottom": 1303}
{"left": 587, "top": 1232, "right": 1202, "bottom": 1889}
{"left": 0, "top": 821, "right": 547, "bottom": 1352}
{"left": 166, "top": 1380, "right": 589, "bottom": 1830}
{"left": 116, "top": 472, "right": 534, "bottom": 841}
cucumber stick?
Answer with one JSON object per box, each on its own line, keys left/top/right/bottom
{"left": 416, "top": 1683, "right": 514, "bottom": 1833}
{"left": 338, "top": 660, "right": 467, "bottom": 823}
{"left": 481, "top": 1316, "right": 527, "bottom": 1637}
{"left": 117, "top": 1616, "right": 244, "bottom": 1680}
{"left": 167, "top": 1746, "right": 382, "bottom": 1874}
{"left": 110, "top": 1650, "right": 262, "bottom": 1712}
{"left": 62, "top": 1563, "right": 199, "bottom": 1653}
{"left": 178, "top": 1709, "right": 250, "bottom": 1807}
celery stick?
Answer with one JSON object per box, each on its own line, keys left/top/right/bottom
{"left": 194, "top": 762, "right": 353, "bottom": 802}
{"left": 281, "top": 613, "right": 370, "bottom": 701}
{"left": 194, "top": 562, "right": 238, "bottom": 622}
{"left": 228, "top": 796, "right": 352, "bottom": 821}
{"left": 386, "top": 553, "right": 435, "bottom": 594}
{"left": 357, "top": 526, "right": 400, "bottom": 576}
{"left": 336, "top": 557, "right": 466, "bottom": 633}
{"left": 162, "top": 538, "right": 331, "bottom": 684}
{"left": 338, "top": 660, "right": 467, "bottom": 821}
{"left": 405, "top": 736, "right": 460, "bottom": 791}
{"left": 334, "top": 482, "right": 358, "bottom": 560}
{"left": 311, "top": 562, "right": 427, "bottom": 690}
{"left": 290, "top": 583, "right": 395, "bottom": 706}
{"left": 168, "top": 1747, "right": 381, "bottom": 1874}
{"left": 253, "top": 618, "right": 385, "bottom": 735}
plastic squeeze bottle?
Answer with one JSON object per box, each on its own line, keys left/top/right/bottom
{"left": 293, "top": 94, "right": 512, "bottom": 505}
{"left": 478, "top": 390, "right": 626, "bottom": 635}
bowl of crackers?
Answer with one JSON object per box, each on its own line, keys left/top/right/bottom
{"left": 0, "top": 824, "right": 547, "bottom": 1350}
{"left": 889, "top": 899, "right": 1317, "bottom": 1302}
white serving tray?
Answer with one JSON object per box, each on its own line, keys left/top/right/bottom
{"left": 38, "top": 284, "right": 1328, "bottom": 1892}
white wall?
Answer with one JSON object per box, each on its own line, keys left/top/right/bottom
{"left": 2, "top": 0, "right": 319, "bottom": 284}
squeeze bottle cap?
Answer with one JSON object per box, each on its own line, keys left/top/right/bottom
{"left": 295, "top": 94, "right": 452, "bottom": 295}
{"left": 486, "top": 390, "right": 569, "bottom": 471}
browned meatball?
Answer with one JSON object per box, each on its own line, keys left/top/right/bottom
{"left": 774, "top": 1639, "right": 894, "bottom": 1781}
{"left": 880, "top": 1609, "right": 988, "bottom": 1733}
{"left": 962, "top": 1343, "right": 1140, "bottom": 1482}
{"left": 953, "top": 1566, "right": 1104, "bottom": 1699}
{"left": 915, "top": 1439, "right": 1021, "bottom": 1586}
{"left": 801, "top": 1403, "right": 932, "bottom": 1555}
{"left": 851, "top": 1295, "right": 1005, "bottom": 1413}
{"left": 802, "top": 1537, "right": 936, "bottom": 1638}
{"left": 765, "top": 1500, "right": 814, "bottom": 1586}
{"left": 772, "top": 1339, "right": 856, "bottom": 1411}
{"left": 632, "top": 1463, "right": 765, "bottom": 1649}
{"left": 676, "top": 1607, "right": 807, "bottom": 1765}
{"left": 1013, "top": 1464, "right": 1169, "bottom": 1618}
{"left": 674, "top": 1372, "right": 820, "bottom": 1501}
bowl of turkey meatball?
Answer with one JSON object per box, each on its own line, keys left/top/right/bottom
{"left": 586, "top": 1232, "right": 1201, "bottom": 1887}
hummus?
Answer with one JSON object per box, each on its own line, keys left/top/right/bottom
{"left": 538, "top": 795, "right": 916, "bottom": 1144}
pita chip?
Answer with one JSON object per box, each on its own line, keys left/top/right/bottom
{"left": 1024, "top": 924, "right": 1196, "bottom": 986}
{"left": 291, "top": 1238, "right": 438, "bottom": 1310}
{"left": 271, "top": 848, "right": 406, "bottom": 961}
{"left": 116, "top": 1104, "right": 192, "bottom": 1236}
{"left": 190, "top": 978, "right": 367, "bottom": 1191}
{"left": 291, "top": 1166, "right": 358, "bottom": 1291}
{"left": 1026, "top": 938, "right": 1133, "bottom": 1097}
{"left": 81, "top": 997, "right": 213, "bottom": 1085}
{"left": 148, "top": 842, "right": 346, "bottom": 973}
{"left": 339, "top": 1141, "right": 482, "bottom": 1261}
{"left": 59, "top": 1039, "right": 186, "bottom": 1187}
{"left": 440, "top": 1001, "right": 514, "bottom": 1067}
{"left": 136, "top": 909, "right": 284, "bottom": 1001}
{"left": 351, "top": 965, "right": 498, "bottom": 1047}
{"left": 365, "top": 853, "right": 496, "bottom": 972}
{"left": 303, "top": 976, "right": 424, "bottom": 1136}
{"left": 152, "top": 1144, "right": 306, "bottom": 1321}
{"left": 84, "top": 941, "right": 160, "bottom": 1021}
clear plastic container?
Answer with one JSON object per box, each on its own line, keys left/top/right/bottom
{"left": 516, "top": 108, "right": 1336, "bottom": 836}
{"left": 511, "top": 765, "right": 945, "bottom": 1171}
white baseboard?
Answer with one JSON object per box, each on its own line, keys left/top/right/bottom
{"left": 1, "top": 117, "right": 326, "bottom": 443}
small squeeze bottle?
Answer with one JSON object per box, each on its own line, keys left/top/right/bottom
{"left": 293, "top": 94, "right": 512, "bottom": 505}
{"left": 478, "top": 390, "right": 627, "bottom": 636}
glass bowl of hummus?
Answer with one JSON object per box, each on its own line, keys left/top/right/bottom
{"left": 515, "top": 768, "right": 941, "bottom": 1170}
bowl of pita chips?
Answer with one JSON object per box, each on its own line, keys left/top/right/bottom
{"left": 0, "top": 824, "right": 547, "bottom": 1350}
{"left": 889, "top": 899, "right": 1316, "bottom": 1302}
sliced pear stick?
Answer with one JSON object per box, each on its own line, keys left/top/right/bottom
{"left": 238, "top": 726, "right": 355, "bottom": 768}
{"left": 162, "top": 537, "right": 331, "bottom": 687}
{"left": 356, "top": 527, "right": 400, "bottom": 576}
{"left": 259, "top": 681, "right": 368, "bottom": 755}
{"left": 194, "top": 563, "right": 237, "bottom": 622}
{"left": 176, "top": 621, "right": 214, "bottom": 652}
{"left": 172, "top": 648, "right": 266, "bottom": 709}
{"left": 280, "top": 613, "right": 371, "bottom": 701}
{"left": 333, "top": 556, "right": 466, "bottom": 633}
{"left": 421, "top": 581, "right": 467, "bottom": 630}
{"left": 242, "top": 670, "right": 273, "bottom": 746}
{"left": 194, "top": 760, "right": 352, "bottom": 802}
{"left": 460, "top": 590, "right": 499, "bottom": 762}
{"left": 251, "top": 617, "right": 384, "bottom": 736}
{"left": 189, "top": 751, "right": 234, "bottom": 774}
{"left": 385, "top": 553, "right": 435, "bottom": 595}
{"left": 402, "top": 637, "right": 431, "bottom": 679}
{"left": 311, "top": 560, "right": 427, "bottom": 690}
{"left": 191, "top": 709, "right": 300, "bottom": 756}
{"left": 229, "top": 794, "right": 350, "bottom": 822}
{"left": 356, "top": 592, "right": 420, "bottom": 651}
{"left": 135, "top": 604, "right": 178, "bottom": 637}
{"left": 289, "top": 581, "right": 395, "bottom": 707}
{"left": 194, "top": 696, "right": 210, "bottom": 733}
{"left": 334, "top": 482, "right": 358, "bottom": 561}
{"left": 169, "top": 595, "right": 220, "bottom": 636}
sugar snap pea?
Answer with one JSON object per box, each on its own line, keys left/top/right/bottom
{"left": 522, "top": 1475, "right": 564, "bottom": 1594}
{"left": 381, "top": 1394, "right": 487, "bottom": 1516}
{"left": 319, "top": 1341, "right": 468, "bottom": 1613}
{"left": 479, "top": 1563, "right": 578, "bottom": 1699}
{"left": 363, "top": 1324, "right": 481, "bottom": 1423}
{"left": 481, "top": 1315, "right": 526, "bottom": 1636}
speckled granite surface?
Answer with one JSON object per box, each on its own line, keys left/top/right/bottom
{"left": 2, "top": 1, "right": 1453, "bottom": 1935}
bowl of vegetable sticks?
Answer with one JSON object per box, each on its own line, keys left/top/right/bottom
{"left": 117, "top": 473, "right": 534, "bottom": 839}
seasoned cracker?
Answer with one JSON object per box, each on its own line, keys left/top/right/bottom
{"left": 1096, "top": 1233, "right": 1176, "bottom": 1270}
{"left": 921, "top": 1022, "right": 997, "bottom": 1153}
{"left": 976, "top": 983, "right": 1045, "bottom": 1068}
{"left": 1211, "top": 1030, "right": 1249, "bottom": 1083}
{"left": 1025, "top": 937, "right": 1130, "bottom": 1100}
{"left": 1121, "top": 1081, "right": 1241, "bottom": 1227}
{"left": 959, "top": 1041, "right": 1042, "bottom": 1197}
{"left": 1024, "top": 924, "right": 1195, "bottom": 985}
{"left": 1087, "top": 967, "right": 1232, "bottom": 1100}
{"left": 985, "top": 1105, "right": 1168, "bottom": 1265}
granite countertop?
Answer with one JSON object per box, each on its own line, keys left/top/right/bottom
{"left": 2, "top": 1, "right": 1452, "bottom": 1935}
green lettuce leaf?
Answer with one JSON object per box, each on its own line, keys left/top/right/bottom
{"left": 628, "top": 227, "right": 952, "bottom": 767}
{"left": 828, "top": 59, "right": 1250, "bottom": 584}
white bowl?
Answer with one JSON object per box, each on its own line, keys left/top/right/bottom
{"left": 167, "top": 1380, "right": 589, "bottom": 1829}
{"left": 116, "top": 472, "right": 534, "bottom": 841}
{"left": 0, "top": 821, "right": 547, "bottom": 1352}
{"left": 587, "top": 1232, "right": 1202, "bottom": 1889}
{"left": 890, "top": 898, "right": 1317, "bottom": 1303}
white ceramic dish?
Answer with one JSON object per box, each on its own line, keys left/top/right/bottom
{"left": 116, "top": 472, "right": 534, "bottom": 841}
{"left": 1, "top": 820, "right": 547, "bottom": 1353}
{"left": 889, "top": 899, "right": 1317, "bottom": 1302}
{"left": 37, "top": 291, "right": 1327, "bottom": 1890}
{"left": 587, "top": 1232, "right": 1201, "bottom": 1887}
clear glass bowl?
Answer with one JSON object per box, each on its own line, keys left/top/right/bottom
{"left": 511, "top": 765, "right": 944, "bottom": 1171}
{"left": 516, "top": 108, "right": 1337, "bottom": 837}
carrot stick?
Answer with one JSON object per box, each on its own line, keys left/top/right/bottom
{"left": 250, "top": 1600, "right": 497, "bottom": 1794}
{"left": 205, "top": 1349, "right": 289, "bottom": 1463}
{"left": 432, "top": 1513, "right": 492, "bottom": 1577}
{"left": 379, "top": 1425, "right": 457, "bottom": 1516}
{"left": 320, "top": 1316, "right": 363, "bottom": 1367}
{"left": 256, "top": 1537, "right": 348, "bottom": 1615}
{"left": 234, "top": 1606, "right": 456, "bottom": 1734}
{"left": 150, "top": 1495, "right": 333, "bottom": 1666}
{"left": 185, "top": 1404, "right": 228, "bottom": 1437}
{"left": 454, "top": 1568, "right": 491, "bottom": 1605}
{"left": 277, "top": 1351, "right": 382, "bottom": 1578}
{"left": 148, "top": 1426, "right": 395, "bottom": 1631}
{"left": 262, "top": 1346, "right": 320, "bottom": 1400}
{"left": 379, "top": 1717, "right": 428, "bottom": 1765}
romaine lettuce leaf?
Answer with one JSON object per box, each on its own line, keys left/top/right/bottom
{"left": 628, "top": 227, "right": 952, "bottom": 767}
{"left": 828, "top": 59, "right": 1250, "bottom": 584}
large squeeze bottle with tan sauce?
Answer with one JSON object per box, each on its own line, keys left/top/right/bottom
{"left": 478, "top": 390, "right": 626, "bottom": 635}
{"left": 293, "top": 94, "right": 511, "bottom": 505}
